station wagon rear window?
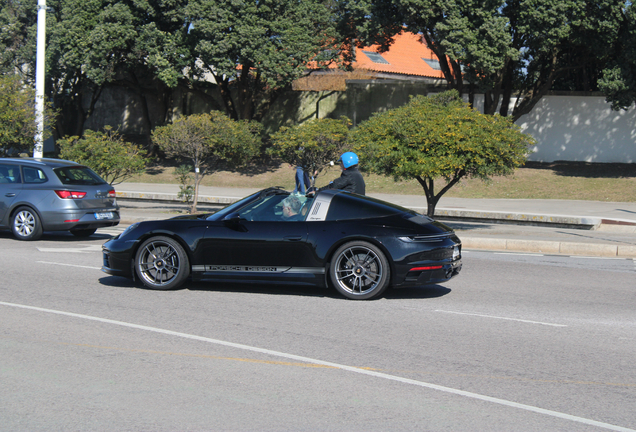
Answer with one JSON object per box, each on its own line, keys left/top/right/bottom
{"left": 54, "top": 166, "right": 107, "bottom": 185}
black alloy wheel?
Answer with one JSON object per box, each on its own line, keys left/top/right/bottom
{"left": 135, "top": 236, "right": 190, "bottom": 290}
{"left": 329, "top": 240, "right": 390, "bottom": 300}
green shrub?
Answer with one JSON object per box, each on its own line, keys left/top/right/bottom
{"left": 58, "top": 127, "right": 151, "bottom": 184}
{"left": 268, "top": 116, "right": 351, "bottom": 187}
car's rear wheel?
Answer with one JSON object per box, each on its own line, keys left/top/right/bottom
{"left": 135, "top": 236, "right": 190, "bottom": 290}
{"left": 71, "top": 228, "right": 97, "bottom": 237}
{"left": 329, "top": 241, "right": 390, "bottom": 300}
{"left": 11, "top": 206, "right": 43, "bottom": 241}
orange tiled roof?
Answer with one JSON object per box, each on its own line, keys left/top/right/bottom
{"left": 353, "top": 31, "right": 445, "bottom": 79}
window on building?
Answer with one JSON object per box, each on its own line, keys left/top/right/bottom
{"left": 363, "top": 51, "right": 389, "bottom": 64}
{"left": 423, "top": 58, "right": 442, "bottom": 70}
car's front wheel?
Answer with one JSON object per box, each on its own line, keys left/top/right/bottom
{"left": 11, "top": 206, "right": 43, "bottom": 241}
{"left": 135, "top": 236, "right": 190, "bottom": 290}
{"left": 329, "top": 241, "right": 390, "bottom": 300}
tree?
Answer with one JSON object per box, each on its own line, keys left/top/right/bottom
{"left": 598, "top": 3, "right": 636, "bottom": 111}
{"left": 0, "top": 74, "right": 54, "bottom": 156}
{"left": 57, "top": 126, "right": 151, "bottom": 184}
{"left": 151, "top": 112, "right": 262, "bottom": 213}
{"left": 268, "top": 117, "right": 352, "bottom": 187}
{"left": 361, "top": 0, "right": 624, "bottom": 120}
{"left": 0, "top": 0, "right": 37, "bottom": 78}
{"left": 185, "top": 0, "right": 342, "bottom": 121}
{"left": 46, "top": 0, "right": 191, "bottom": 140}
{"left": 42, "top": 1, "right": 349, "bottom": 141}
{"left": 349, "top": 91, "right": 534, "bottom": 217}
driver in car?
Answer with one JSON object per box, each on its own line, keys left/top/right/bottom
{"left": 280, "top": 195, "right": 304, "bottom": 221}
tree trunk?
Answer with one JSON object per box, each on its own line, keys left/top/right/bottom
{"left": 415, "top": 176, "right": 437, "bottom": 217}
{"left": 191, "top": 169, "right": 200, "bottom": 214}
{"left": 499, "top": 60, "right": 515, "bottom": 117}
{"left": 416, "top": 171, "right": 466, "bottom": 218}
{"left": 218, "top": 78, "right": 238, "bottom": 120}
{"left": 426, "top": 200, "right": 439, "bottom": 218}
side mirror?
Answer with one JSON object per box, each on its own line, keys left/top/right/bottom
{"left": 222, "top": 212, "right": 241, "bottom": 223}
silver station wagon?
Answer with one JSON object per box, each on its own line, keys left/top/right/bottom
{"left": 0, "top": 158, "right": 120, "bottom": 240}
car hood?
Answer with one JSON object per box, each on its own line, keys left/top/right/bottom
{"left": 169, "top": 213, "right": 215, "bottom": 221}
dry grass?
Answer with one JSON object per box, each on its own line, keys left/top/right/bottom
{"left": 126, "top": 160, "right": 636, "bottom": 202}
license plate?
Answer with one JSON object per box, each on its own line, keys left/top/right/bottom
{"left": 95, "top": 212, "right": 114, "bottom": 220}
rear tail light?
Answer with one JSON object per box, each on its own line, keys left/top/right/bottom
{"left": 55, "top": 190, "right": 87, "bottom": 199}
{"left": 409, "top": 266, "right": 443, "bottom": 271}
{"left": 108, "top": 190, "right": 116, "bottom": 198}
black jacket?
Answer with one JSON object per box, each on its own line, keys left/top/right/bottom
{"left": 320, "top": 166, "right": 365, "bottom": 195}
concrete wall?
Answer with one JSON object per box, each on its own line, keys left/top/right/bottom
{"left": 516, "top": 95, "right": 636, "bottom": 163}
{"left": 261, "top": 80, "right": 432, "bottom": 134}
{"left": 267, "top": 84, "right": 636, "bottom": 163}
{"left": 74, "top": 81, "right": 636, "bottom": 164}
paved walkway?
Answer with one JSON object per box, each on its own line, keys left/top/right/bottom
{"left": 113, "top": 182, "right": 636, "bottom": 258}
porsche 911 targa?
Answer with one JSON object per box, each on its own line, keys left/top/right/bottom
{"left": 102, "top": 188, "right": 462, "bottom": 300}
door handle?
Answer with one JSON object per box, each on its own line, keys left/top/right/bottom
{"left": 283, "top": 235, "right": 302, "bottom": 241}
{"left": 5, "top": 193, "right": 15, "bottom": 197}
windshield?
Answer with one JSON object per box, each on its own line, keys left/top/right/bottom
{"left": 206, "top": 191, "right": 262, "bottom": 221}
{"left": 54, "top": 166, "right": 107, "bottom": 185}
{"left": 207, "top": 188, "right": 314, "bottom": 222}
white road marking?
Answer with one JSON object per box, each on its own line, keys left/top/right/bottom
{"left": 574, "top": 256, "right": 631, "bottom": 261}
{"left": 435, "top": 309, "right": 567, "bottom": 327}
{"left": 37, "top": 245, "right": 103, "bottom": 253}
{"left": 37, "top": 261, "right": 101, "bottom": 270}
{"left": 494, "top": 252, "right": 545, "bottom": 256}
{"left": 1, "top": 301, "right": 631, "bottom": 432}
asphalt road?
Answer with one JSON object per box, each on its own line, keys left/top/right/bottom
{"left": 1, "top": 228, "right": 635, "bottom": 432}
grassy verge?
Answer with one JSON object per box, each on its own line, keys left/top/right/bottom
{"left": 125, "top": 160, "right": 636, "bottom": 202}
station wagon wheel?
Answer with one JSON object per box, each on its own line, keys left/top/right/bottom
{"left": 135, "top": 236, "right": 190, "bottom": 290}
{"left": 329, "top": 241, "right": 390, "bottom": 300}
{"left": 11, "top": 206, "right": 43, "bottom": 241}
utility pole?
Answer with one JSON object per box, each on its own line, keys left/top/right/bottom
{"left": 34, "top": 0, "right": 46, "bottom": 158}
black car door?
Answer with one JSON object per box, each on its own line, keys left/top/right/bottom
{"left": 201, "top": 220, "right": 313, "bottom": 268}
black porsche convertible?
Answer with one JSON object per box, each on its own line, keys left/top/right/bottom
{"left": 102, "top": 187, "right": 462, "bottom": 300}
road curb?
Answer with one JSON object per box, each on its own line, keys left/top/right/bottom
{"left": 117, "top": 191, "right": 239, "bottom": 205}
{"left": 461, "top": 237, "right": 636, "bottom": 258}
{"left": 434, "top": 209, "right": 601, "bottom": 229}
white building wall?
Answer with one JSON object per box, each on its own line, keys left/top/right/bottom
{"left": 515, "top": 95, "right": 636, "bottom": 163}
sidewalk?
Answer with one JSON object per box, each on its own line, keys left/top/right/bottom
{"left": 113, "top": 182, "right": 636, "bottom": 258}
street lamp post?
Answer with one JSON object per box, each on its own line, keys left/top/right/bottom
{"left": 34, "top": 0, "right": 46, "bottom": 158}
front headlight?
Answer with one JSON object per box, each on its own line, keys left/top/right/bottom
{"left": 120, "top": 222, "right": 140, "bottom": 238}
{"left": 398, "top": 235, "right": 446, "bottom": 243}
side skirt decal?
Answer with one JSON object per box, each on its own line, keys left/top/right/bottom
{"left": 192, "top": 265, "right": 324, "bottom": 274}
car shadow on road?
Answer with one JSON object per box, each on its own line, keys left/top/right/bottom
{"left": 190, "top": 280, "right": 337, "bottom": 299}
{"left": 98, "top": 276, "right": 338, "bottom": 298}
{"left": 43, "top": 232, "right": 114, "bottom": 241}
{"left": 0, "top": 230, "right": 114, "bottom": 242}
{"left": 384, "top": 285, "right": 451, "bottom": 300}
{"left": 98, "top": 276, "right": 140, "bottom": 289}
{"left": 99, "top": 276, "right": 452, "bottom": 300}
